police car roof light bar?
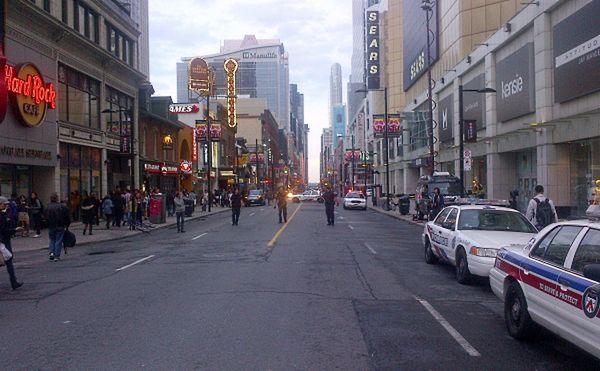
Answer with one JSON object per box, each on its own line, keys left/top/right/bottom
{"left": 456, "top": 198, "right": 510, "bottom": 206}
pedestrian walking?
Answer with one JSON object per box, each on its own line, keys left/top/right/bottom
{"left": 276, "top": 186, "right": 288, "bottom": 223}
{"left": 526, "top": 185, "right": 558, "bottom": 230}
{"left": 101, "top": 194, "right": 113, "bottom": 229}
{"left": 16, "top": 195, "right": 30, "bottom": 237}
{"left": 322, "top": 186, "right": 337, "bottom": 226}
{"left": 44, "top": 193, "right": 71, "bottom": 262}
{"left": 166, "top": 191, "right": 175, "bottom": 217}
{"left": 0, "top": 196, "right": 24, "bottom": 290}
{"left": 230, "top": 188, "right": 242, "bottom": 225}
{"left": 429, "top": 187, "right": 445, "bottom": 220}
{"left": 92, "top": 192, "right": 101, "bottom": 226}
{"left": 81, "top": 192, "right": 95, "bottom": 235}
{"left": 28, "top": 192, "right": 43, "bottom": 237}
{"left": 112, "top": 191, "right": 125, "bottom": 227}
{"left": 174, "top": 191, "right": 186, "bottom": 233}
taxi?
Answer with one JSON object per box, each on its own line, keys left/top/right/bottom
{"left": 422, "top": 199, "right": 538, "bottom": 284}
{"left": 489, "top": 211, "right": 600, "bottom": 359}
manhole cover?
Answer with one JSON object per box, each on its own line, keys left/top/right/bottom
{"left": 88, "top": 251, "right": 116, "bottom": 255}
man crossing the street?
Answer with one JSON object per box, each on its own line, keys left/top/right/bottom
{"left": 322, "top": 186, "right": 337, "bottom": 226}
{"left": 276, "top": 186, "right": 288, "bottom": 223}
{"left": 230, "top": 188, "right": 242, "bottom": 226}
{"left": 44, "top": 193, "right": 71, "bottom": 261}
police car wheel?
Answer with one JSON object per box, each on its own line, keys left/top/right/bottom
{"left": 424, "top": 239, "right": 438, "bottom": 265}
{"left": 505, "top": 281, "right": 534, "bottom": 339}
{"left": 455, "top": 248, "right": 472, "bottom": 284}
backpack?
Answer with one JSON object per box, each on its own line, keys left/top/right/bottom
{"left": 534, "top": 198, "right": 556, "bottom": 228}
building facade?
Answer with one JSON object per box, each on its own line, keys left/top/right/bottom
{"left": 1, "top": 0, "right": 147, "bottom": 207}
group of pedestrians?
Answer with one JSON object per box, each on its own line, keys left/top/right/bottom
{"left": 6, "top": 192, "right": 44, "bottom": 238}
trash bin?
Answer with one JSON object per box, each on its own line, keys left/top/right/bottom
{"left": 149, "top": 194, "right": 166, "bottom": 224}
{"left": 398, "top": 195, "right": 410, "bottom": 215}
{"left": 184, "top": 198, "right": 194, "bottom": 217}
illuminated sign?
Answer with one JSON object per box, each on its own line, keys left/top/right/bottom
{"left": 5, "top": 63, "right": 56, "bottom": 127}
{"left": 192, "top": 130, "right": 198, "bottom": 161}
{"left": 188, "top": 57, "right": 211, "bottom": 95}
{"left": 169, "top": 103, "right": 199, "bottom": 114}
{"left": 366, "top": 11, "right": 380, "bottom": 90}
{"left": 162, "top": 134, "right": 174, "bottom": 150}
{"left": 0, "top": 56, "right": 7, "bottom": 123}
{"left": 144, "top": 163, "right": 178, "bottom": 175}
{"left": 224, "top": 59, "right": 238, "bottom": 128}
{"left": 180, "top": 160, "right": 192, "bottom": 175}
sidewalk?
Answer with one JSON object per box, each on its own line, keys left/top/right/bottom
{"left": 11, "top": 207, "right": 230, "bottom": 253}
{"left": 368, "top": 204, "right": 428, "bottom": 227}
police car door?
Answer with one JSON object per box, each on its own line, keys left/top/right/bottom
{"left": 527, "top": 226, "right": 583, "bottom": 328}
{"left": 429, "top": 208, "right": 452, "bottom": 261}
{"left": 441, "top": 208, "right": 459, "bottom": 264}
{"left": 559, "top": 227, "right": 600, "bottom": 354}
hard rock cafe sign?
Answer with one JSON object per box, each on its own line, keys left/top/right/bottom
{"left": 4, "top": 62, "right": 57, "bottom": 127}
{"left": 224, "top": 59, "right": 238, "bottom": 128}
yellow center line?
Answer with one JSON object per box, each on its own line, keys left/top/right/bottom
{"left": 267, "top": 203, "right": 303, "bottom": 248}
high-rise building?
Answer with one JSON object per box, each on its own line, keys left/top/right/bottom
{"left": 320, "top": 128, "right": 333, "bottom": 180}
{"left": 290, "top": 84, "right": 308, "bottom": 183}
{"left": 330, "top": 63, "right": 343, "bottom": 109}
{"left": 177, "top": 35, "right": 290, "bottom": 132}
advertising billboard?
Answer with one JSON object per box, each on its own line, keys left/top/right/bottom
{"left": 437, "top": 94, "right": 453, "bottom": 143}
{"left": 373, "top": 114, "right": 401, "bottom": 138}
{"left": 553, "top": 0, "right": 600, "bottom": 103}
{"left": 403, "top": 1, "right": 438, "bottom": 91}
{"left": 495, "top": 43, "right": 535, "bottom": 123}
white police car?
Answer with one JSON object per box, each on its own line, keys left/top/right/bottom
{"left": 489, "top": 211, "right": 600, "bottom": 359}
{"left": 422, "top": 199, "right": 538, "bottom": 284}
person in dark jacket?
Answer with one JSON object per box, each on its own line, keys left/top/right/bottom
{"left": 174, "top": 192, "right": 186, "bottom": 233}
{"left": 166, "top": 191, "right": 175, "bottom": 217}
{"left": 81, "top": 191, "right": 95, "bottom": 235}
{"left": 276, "top": 187, "right": 288, "bottom": 223}
{"left": 0, "top": 196, "right": 23, "bottom": 290}
{"left": 44, "top": 193, "right": 71, "bottom": 261}
{"left": 230, "top": 188, "right": 242, "bottom": 226}
{"left": 28, "top": 192, "right": 43, "bottom": 237}
{"left": 430, "top": 187, "right": 445, "bottom": 220}
{"left": 322, "top": 187, "right": 337, "bottom": 226}
{"left": 111, "top": 191, "right": 125, "bottom": 227}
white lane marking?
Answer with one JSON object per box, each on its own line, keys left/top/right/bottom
{"left": 116, "top": 255, "right": 155, "bottom": 272}
{"left": 348, "top": 225, "right": 355, "bottom": 230}
{"left": 249, "top": 212, "right": 256, "bottom": 216}
{"left": 364, "top": 242, "right": 377, "bottom": 255}
{"left": 339, "top": 216, "right": 345, "bottom": 220}
{"left": 192, "top": 232, "right": 208, "bottom": 241}
{"left": 63, "top": 321, "right": 72, "bottom": 324}
{"left": 260, "top": 208, "right": 265, "bottom": 211}
{"left": 414, "top": 296, "right": 481, "bottom": 357}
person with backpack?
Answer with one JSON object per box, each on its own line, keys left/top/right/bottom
{"left": 101, "top": 194, "right": 113, "bottom": 229}
{"left": 526, "top": 185, "right": 558, "bottom": 230}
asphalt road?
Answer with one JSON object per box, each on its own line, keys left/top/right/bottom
{"left": 1, "top": 202, "right": 599, "bottom": 370}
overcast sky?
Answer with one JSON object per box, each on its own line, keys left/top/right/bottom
{"left": 148, "top": 0, "right": 353, "bottom": 183}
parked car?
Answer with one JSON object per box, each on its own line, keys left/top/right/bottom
{"left": 489, "top": 215, "right": 600, "bottom": 359}
{"left": 245, "top": 189, "right": 266, "bottom": 206}
{"left": 422, "top": 200, "right": 537, "bottom": 284}
{"left": 343, "top": 192, "right": 367, "bottom": 210}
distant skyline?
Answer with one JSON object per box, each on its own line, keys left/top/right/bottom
{"left": 148, "top": 0, "right": 353, "bottom": 182}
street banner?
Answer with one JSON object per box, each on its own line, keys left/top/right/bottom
{"left": 464, "top": 120, "right": 477, "bottom": 143}
{"left": 344, "top": 149, "right": 361, "bottom": 162}
{"left": 373, "top": 114, "right": 401, "bottom": 138}
{"left": 249, "top": 153, "right": 265, "bottom": 164}
{"left": 195, "top": 120, "right": 221, "bottom": 141}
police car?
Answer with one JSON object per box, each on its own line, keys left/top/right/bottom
{"left": 422, "top": 199, "right": 538, "bottom": 284}
{"left": 489, "top": 210, "right": 600, "bottom": 359}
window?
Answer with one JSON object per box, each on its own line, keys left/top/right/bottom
{"left": 58, "top": 64, "right": 100, "bottom": 129}
{"left": 105, "top": 22, "right": 135, "bottom": 66}
{"left": 532, "top": 226, "right": 583, "bottom": 266}
{"left": 434, "top": 208, "right": 451, "bottom": 226}
{"left": 62, "top": 0, "right": 68, "bottom": 23}
{"left": 104, "top": 86, "right": 133, "bottom": 151}
{"left": 43, "top": 0, "right": 51, "bottom": 12}
{"left": 73, "top": 1, "right": 99, "bottom": 44}
{"left": 571, "top": 229, "right": 600, "bottom": 273}
{"left": 458, "top": 210, "right": 537, "bottom": 233}
{"left": 445, "top": 208, "right": 459, "bottom": 230}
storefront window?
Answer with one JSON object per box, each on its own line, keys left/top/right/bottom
{"left": 60, "top": 143, "right": 102, "bottom": 207}
{"left": 570, "top": 139, "right": 600, "bottom": 217}
{"left": 0, "top": 166, "right": 12, "bottom": 197}
{"left": 15, "top": 166, "right": 30, "bottom": 198}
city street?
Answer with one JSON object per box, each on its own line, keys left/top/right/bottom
{"left": 1, "top": 203, "right": 599, "bottom": 370}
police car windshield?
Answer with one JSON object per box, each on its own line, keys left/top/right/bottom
{"left": 458, "top": 209, "right": 537, "bottom": 233}
{"left": 428, "top": 181, "right": 461, "bottom": 196}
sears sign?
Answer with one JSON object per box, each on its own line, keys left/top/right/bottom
{"left": 169, "top": 104, "right": 199, "bottom": 114}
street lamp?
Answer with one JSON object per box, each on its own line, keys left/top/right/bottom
{"left": 356, "top": 87, "right": 390, "bottom": 208}
{"left": 458, "top": 85, "right": 496, "bottom": 197}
